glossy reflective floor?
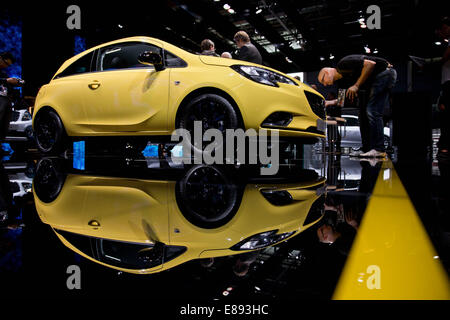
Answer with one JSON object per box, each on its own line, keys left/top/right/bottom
{"left": 0, "top": 137, "right": 449, "bottom": 302}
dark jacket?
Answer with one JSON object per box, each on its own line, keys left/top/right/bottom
{"left": 0, "top": 70, "right": 10, "bottom": 97}
{"left": 201, "top": 50, "right": 219, "bottom": 57}
{"left": 236, "top": 43, "right": 262, "bottom": 65}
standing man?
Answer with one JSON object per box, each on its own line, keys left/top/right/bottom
{"left": 233, "top": 31, "right": 262, "bottom": 65}
{"left": 318, "top": 54, "right": 397, "bottom": 158}
{"left": 0, "top": 52, "right": 22, "bottom": 141}
{"left": 436, "top": 17, "right": 450, "bottom": 156}
{"left": 200, "top": 39, "right": 219, "bottom": 57}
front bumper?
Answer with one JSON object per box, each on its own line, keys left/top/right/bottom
{"left": 260, "top": 117, "right": 326, "bottom": 138}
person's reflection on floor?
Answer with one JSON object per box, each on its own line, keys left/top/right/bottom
{"left": 317, "top": 194, "right": 366, "bottom": 256}
{"left": 358, "top": 158, "right": 383, "bottom": 193}
{"left": 198, "top": 250, "right": 261, "bottom": 277}
{"left": 232, "top": 251, "right": 259, "bottom": 277}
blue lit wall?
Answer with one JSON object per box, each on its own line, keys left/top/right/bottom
{"left": 0, "top": 11, "right": 22, "bottom": 79}
{"left": 74, "top": 35, "right": 86, "bottom": 55}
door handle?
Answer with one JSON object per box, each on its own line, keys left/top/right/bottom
{"left": 88, "top": 220, "right": 101, "bottom": 228}
{"left": 88, "top": 81, "right": 101, "bottom": 90}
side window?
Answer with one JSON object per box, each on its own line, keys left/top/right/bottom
{"left": 345, "top": 117, "right": 359, "bottom": 126}
{"left": 55, "top": 51, "right": 94, "bottom": 78}
{"left": 164, "top": 50, "right": 187, "bottom": 68}
{"left": 97, "top": 42, "right": 162, "bottom": 71}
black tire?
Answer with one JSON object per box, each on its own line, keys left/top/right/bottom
{"left": 177, "top": 94, "right": 241, "bottom": 154}
{"left": 33, "top": 158, "right": 66, "bottom": 203}
{"left": 34, "top": 110, "right": 66, "bottom": 154}
{"left": 175, "top": 165, "right": 243, "bottom": 229}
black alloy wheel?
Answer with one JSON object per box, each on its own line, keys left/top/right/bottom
{"left": 33, "top": 158, "right": 66, "bottom": 203}
{"left": 34, "top": 110, "right": 66, "bottom": 154}
{"left": 178, "top": 94, "right": 240, "bottom": 153}
{"left": 176, "top": 165, "right": 242, "bottom": 229}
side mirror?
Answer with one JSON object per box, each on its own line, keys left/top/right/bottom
{"left": 138, "top": 51, "right": 165, "bottom": 72}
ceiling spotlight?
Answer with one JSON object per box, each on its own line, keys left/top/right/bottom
{"left": 285, "top": 57, "right": 293, "bottom": 63}
{"left": 360, "top": 23, "right": 367, "bottom": 29}
{"left": 118, "top": 24, "right": 123, "bottom": 29}
{"left": 373, "top": 48, "right": 379, "bottom": 54}
{"left": 329, "top": 54, "right": 335, "bottom": 60}
{"left": 228, "top": 8, "right": 235, "bottom": 14}
{"left": 223, "top": 4, "right": 231, "bottom": 10}
{"left": 435, "top": 41, "right": 442, "bottom": 46}
{"left": 364, "top": 46, "right": 371, "bottom": 53}
{"left": 358, "top": 18, "right": 365, "bottom": 24}
{"left": 320, "top": 56, "right": 325, "bottom": 61}
{"left": 256, "top": 8, "right": 263, "bottom": 14}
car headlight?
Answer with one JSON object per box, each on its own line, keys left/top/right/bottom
{"left": 22, "top": 111, "right": 32, "bottom": 121}
{"left": 231, "top": 65, "right": 297, "bottom": 87}
{"left": 230, "top": 230, "right": 296, "bottom": 251}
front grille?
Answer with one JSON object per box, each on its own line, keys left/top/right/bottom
{"left": 10, "top": 111, "right": 20, "bottom": 122}
{"left": 304, "top": 91, "right": 326, "bottom": 120}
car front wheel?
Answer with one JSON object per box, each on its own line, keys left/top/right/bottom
{"left": 177, "top": 93, "right": 241, "bottom": 153}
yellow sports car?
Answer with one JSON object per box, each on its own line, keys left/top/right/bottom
{"left": 33, "top": 160, "right": 325, "bottom": 274}
{"left": 32, "top": 36, "right": 326, "bottom": 153}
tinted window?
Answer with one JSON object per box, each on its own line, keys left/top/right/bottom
{"left": 55, "top": 51, "right": 94, "bottom": 78}
{"left": 97, "top": 42, "right": 162, "bottom": 71}
{"left": 164, "top": 50, "right": 187, "bottom": 68}
{"left": 344, "top": 117, "right": 359, "bottom": 126}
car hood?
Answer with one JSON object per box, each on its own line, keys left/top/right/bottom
{"left": 197, "top": 55, "right": 323, "bottom": 98}
{"left": 198, "top": 54, "right": 242, "bottom": 67}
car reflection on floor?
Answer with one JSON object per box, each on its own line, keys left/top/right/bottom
{"left": 32, "top": 157, "right": 327, "bottom": 274}
{"left": 3, "top": 133, "right": 446, "bottom": 300}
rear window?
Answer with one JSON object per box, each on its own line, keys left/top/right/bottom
{"left": 55, "top": 51, "right": 94, "bottom": 78}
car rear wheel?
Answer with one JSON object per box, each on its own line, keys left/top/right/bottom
{"left": 34, "top": 110, "right": 66, "bottom": 154}
{"left": 33, "top": 158, "right": 66, "bottom": 203}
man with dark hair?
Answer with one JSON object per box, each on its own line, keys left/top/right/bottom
{"left": 318, "top": 54, "right": 396, "bottom": 158}
{"left": 200, "top": 39, "right": 219, "bottom": 57}
{"left": 0, "top": 52, "right": 23, "bottom": 141}
{"left": 233, "top": 31, "right": 262, "bottom": 65}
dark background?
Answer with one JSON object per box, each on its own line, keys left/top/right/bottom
{"left": 1, "top": 0, "right": 449, "bottom": 99}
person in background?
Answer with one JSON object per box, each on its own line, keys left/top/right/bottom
{"left": 200, "top": 39, "right": 219, "bottom": 57}
{"left": 221, "top": 52, "right": 232, "bottom": 59}
{"left": 318, "top": 54, "right": 396, "bottom": 158}
{"left": 436, "top": 17, "right": 450, "bottom": 156}
{"left": 0, "top": 52, "right": 23, "bottom": 142}
{"left": 233, "top": 31, "right": 262, "bottom": 65}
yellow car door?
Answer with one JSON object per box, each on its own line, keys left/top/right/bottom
{"left": 80, "top": 176, "right": 171, "bottom": 245}
{"left": 82, "top": 41, "right": 169, "bottom": 134}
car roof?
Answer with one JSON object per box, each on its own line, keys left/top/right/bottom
{"left": 52, "top": 36, "right": 194, "bottom": 79}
